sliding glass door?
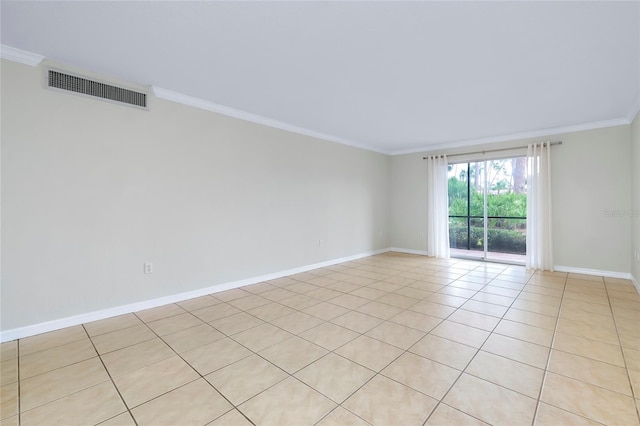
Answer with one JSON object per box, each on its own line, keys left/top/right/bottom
{"left": 448, "top": 158, "right": 527, "bottom": 263}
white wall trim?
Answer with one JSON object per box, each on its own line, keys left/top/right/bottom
{"left": 389, "top": 250, "right": 633, "bottom": 281}
{"left": 0, "top": 248, "right": 391, "bottom": 343}
{"left": 0, "top": 44, "right": 45, "bottom": 66}
{"left": 390, "top": 118, "right": 632, "bottom": 156}
{"left": 390, "top": 247, "right": 430, "bottom": 256}
{"left": 553, "top": 265, "right": 632, "bottom": 280}
{"left": 0, "top": 45, "right": 634, "bottom": 158}
{"left": 151, "top": 86, "right": 389, "bottom": 155}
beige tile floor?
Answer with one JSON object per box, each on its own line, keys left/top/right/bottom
{"left": 2, "top": 252, "right": 640, "bottom": 425}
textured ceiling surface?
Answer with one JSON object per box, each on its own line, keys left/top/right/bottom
{"left": 2, "top": 1, "right": 639, "bottom": 154}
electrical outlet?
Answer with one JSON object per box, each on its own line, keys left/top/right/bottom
{"left": 318, "top": 239, "right": 324, "bottom": 247}
{"left": 144, "top": 262, "right": 153, "bottom": 274}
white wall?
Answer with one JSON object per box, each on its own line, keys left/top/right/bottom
{"left": 2, "top": 55, "right": 636, "bottom": 335}
{"left": 389, "top": 154, "right": 429, "bottom": 252}
{"left": 391, "top": 126, "right": 632, "bottom": 274}
{"left": 631, "top": 112, "right": 640, "bottom": 286}
{"left": 1, "top": 59, "right": 390, "bottom": 332}
{"left": 553, "top": 126, "right": 631, "bottom": 273}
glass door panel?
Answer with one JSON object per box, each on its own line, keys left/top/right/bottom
{"left": 448, "top": 157, "right": 527, "bottom": 264}
{"left": 484, "top": 158, "right": 527, "bottom": 263}
{"left": 448, "top": 162, "right": 485, "bottom": 260}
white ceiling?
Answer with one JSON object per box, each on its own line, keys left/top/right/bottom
{"left": 2, "top": 1, "right": 639, "bottom": 154}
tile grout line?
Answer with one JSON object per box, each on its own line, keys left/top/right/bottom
{"left": 96, "top": 311, "right": 231, "bottom": 421}
{"left": 602, "top": 279, "right": 640, "bottom": 425}
{"left": 129, "top": 311, "right": 258, "bottom": 426}
{"left": 172, "top": 274, "right": 405, "bottom": 420}
{"left": 422, "top": 261, "right": 534, "bottom": 425}
{"left": 531, "top": 274, "right": 638, "bottom": 424}
{"left": 14, "top": 341, "right": 120, "bottom": 421}
{"left": 11, "top": 254, "right": 638, "bottom": 425}
{"left": 424, "top": 266, "right": 525, "bottom": 425}
{"left": 11, "top": 261, "right": 491, "bottom": 416}
{"left": 529, "top": 270, "right": 568, "bottom": 426}
{"left": 236, "top": 259, "right": 474, "bottom": 424}
{"left": 421, "top": 267, "right": 500, "bottom": 422}
{"left": 322, "top": 258, "right": 632, "bottom": 420}
{"left": 222, "top": 269, "right": 436, "bottom": 355}
{"left": 81, "top": 323, "right": 140, "bottom": 426}
{"left": 213, "top": 263, "right": 421, "bottom": 425}
{"left": 228, "top": 281, "right": 412, "bottom": 420}
{"left": 13, "top": 333, "right": 117, "bottom": 422}
{"left": 312, "top": 406, "right": 372, "bottom": 426}
{"left": 17, "top": 339, "right": 21, "bottom": 426}
{"left": 136, "top": 267, "right": 411, "bottom": 421}
{"left": 178, "top": 304, "right": 301, "bottom": 415}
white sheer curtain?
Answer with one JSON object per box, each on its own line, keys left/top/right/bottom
{"left": 526, "top": 143, "right": 554, "bottom": 270}
{"left": 426, "top": 155, "right": 450, "bottom": 258}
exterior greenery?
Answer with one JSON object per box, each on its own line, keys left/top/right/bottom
{"left": 449, "top": 222, "right": 527, "bottom": 254}
{"left": 448, "top": 174, "right": 527, "bottom": 255}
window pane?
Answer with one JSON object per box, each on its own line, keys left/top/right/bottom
{"left": 469, "top": 162, "right": 484, "bottom": 217}
{"left": 449, "top": 217, "right": 468, "bottom": 249}
{"left": 487, "top": 218, "right": 527, "bottom": 254}
{"left": 448, "top": 163, "right": 468, "bottom": 216}
{"left": 469, "top": 217, "right": 485, "bottom": 252}
{"left": 448, "top": 158, "right": 526, "bottom": 261}
{"left": 486, "top": 158, "right": 527, "bottom": 218}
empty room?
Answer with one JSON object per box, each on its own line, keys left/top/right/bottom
{"left": 1, "top": 1, "right": 639, "bottom": 425}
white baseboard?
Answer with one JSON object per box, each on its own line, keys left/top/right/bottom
{"left": 388, "top": 251, "right": 633, "bottom": 282}
{"left": 390, "top": 247, "right": 430, "bottom": 256}
{"left": 0, "top": 248, "right": 391, "bottom": 343}
{"left": 553, "top": 265, "right": 632, "bottom": 280}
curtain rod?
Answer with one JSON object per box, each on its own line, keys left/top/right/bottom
{"left": 422, "top": 141, "right": 562, "bottom": 160}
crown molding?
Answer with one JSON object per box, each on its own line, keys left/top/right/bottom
{"left": 151, "top": 86, "right": 389, "bottom": 155}
{"left": 2, "top": 44, "right": 634, "bottom": 155}
{"left": 0, "top": 45, "right": 45, "bottom": 66}
{"left": 390, "top": 117, "right": 633, "bottom": 156}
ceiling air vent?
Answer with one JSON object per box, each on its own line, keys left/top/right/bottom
{"left": 47, "top": 69, "right": 147, "bottom": 109}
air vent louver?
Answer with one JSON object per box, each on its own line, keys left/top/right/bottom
{"left": 47, "top": 70, "right": 147, "bottom": 108}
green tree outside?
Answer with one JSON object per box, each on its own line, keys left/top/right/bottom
{"left": 447, "top": 159, "right": 527, "bottom": 255}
